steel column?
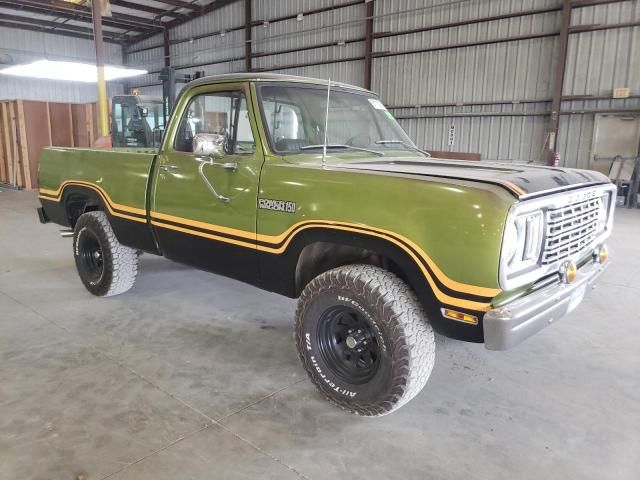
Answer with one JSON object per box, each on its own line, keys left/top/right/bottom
{"left": 547, "top": 0, "right": 572, "bottom": 163}
{"left": 245, "top": 0, "right": 252, "bottom": 72}
{"left": 164, "top": 28, "right": 171, "bottom": 67}
{"left": 364, "top": 0, "right": 374, "bottom": 90}
{"left": 122, "top": 42, "right": 130, "bottom": 94}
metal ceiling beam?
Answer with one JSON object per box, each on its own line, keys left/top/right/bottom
{"left": 6, "top": 0, "right": 164, "bottom": 32}
{"left": 164, "top": 0, "right": 239, "bottom": 28}
{"left": 108, "top": 0, "right": 188, "bottom": 20}
{"left": 0, "top": 19, "right": 121, "bottom": 43}
{"left": 0, "top": 12, "right": 124, "bottom": 38}
{"left": 151, "top": 0, "right": 200, "bottom": 10}
{"left": 127, "top": 0, "right": 240, "bottom": 46}
{"left": 0, "top": 2, "right": 147, "bottom": 34}
{"left": 29, "top": 0, "right": 163, "bottom": 27}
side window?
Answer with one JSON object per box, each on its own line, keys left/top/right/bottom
{"left": 113, "top": 103, "right": 122, "bottom": 134}
{"left": 174, "top": 91, "right": 255, "bottom": 154}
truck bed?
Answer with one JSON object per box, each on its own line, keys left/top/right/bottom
{"left": 38, "top": 147, "right": 157, "bottom": 216}
{"left": 38, "top": 147, "right": 159, "bottom": 253}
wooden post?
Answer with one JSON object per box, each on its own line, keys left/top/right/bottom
{"left": 2, "top": 102, "right": 14, "bottom": 185}
{"left": 45, "top": 102, "right": 53, "bottom": 146}
{"left": 16, "top": 100, "right": 31, "bottom": 189}
{"left": 0, "top": 103, "right": 6, "bottom": 183}
{"left": 87, "top": 103, "right": 95, "bottom": 145}
{"left": 68, "top": 103, "right": 75, "bottom": 147}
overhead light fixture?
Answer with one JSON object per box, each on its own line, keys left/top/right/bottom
{"left": 0, "top": 60, "right": 147, "bottom": 83}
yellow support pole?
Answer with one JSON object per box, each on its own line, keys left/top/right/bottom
{"left": 92, "top": 0, "right": 110, "bottom": 138}
{"left": 96, "top": 65, "right": 109, "bottom": 137}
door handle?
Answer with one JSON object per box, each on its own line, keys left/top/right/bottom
{"left": 194, "top": 155, "right": 238, "bottom": 172}
{"left": 218, "top": 161, "right": 239, "bottom": 171}
{"left": 159, "top": 164, "right": 179, "bottom": 172}
{"left": 195, "top": 156, "right": 231, "bottom": 204}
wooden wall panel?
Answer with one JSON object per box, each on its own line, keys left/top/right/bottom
{"left": 429, "top": 150, "right": 482, "bottom": 161}
{"left": 21, "top": 100, "right": 50, "bottom": 190}
{"left": 0, "top": 103, "right": 7, "bottom": 183}
{"left": 49, "top": 102, "right": 73, "bottom": 147}
{"left": 71, "top": 103, "right": 91, "bottom": 147}
{"left": 0, "top": 100, "right": 97, "bottom": 189}
{"left": 91, "top": 103, "right": 99, "bottom": 143}
{"left": 2, "top": 102, "right": 17, "bottom": 185}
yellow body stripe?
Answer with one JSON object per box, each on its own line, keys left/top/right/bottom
{"left": 150, "top": 210, "right": 499, "bottom": 298}
{"left": 41, "top": 181, "right": 500, "bottom": 309}
{"left": 502, "top": 181, "right": 526, "bottom": 197}
{"left": 40, "top": 181, "right": 147, "bottom": 216}
{"left": 39, "top": 181, "right": 146, "bottom": 224}
{"left": 151, "top": 218, "right": 492, "bottom": 311}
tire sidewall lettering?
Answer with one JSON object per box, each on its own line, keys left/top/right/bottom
{"left": 301, "top": 289, "right": 393, "bottom": 402}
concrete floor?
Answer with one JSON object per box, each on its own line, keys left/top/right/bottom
{"left": 0, "top": 189, "right": 638, "bottom": 480}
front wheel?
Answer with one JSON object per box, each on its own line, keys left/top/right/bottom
{"left": 295, "top": 265, "right": 435, "bottom": 416}
{"left": 73, "top": 211, "right": 138, "bottom": 297}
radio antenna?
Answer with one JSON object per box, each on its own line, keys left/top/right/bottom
{"left": 322, "top": 77, "right": 331, "bottom": 168}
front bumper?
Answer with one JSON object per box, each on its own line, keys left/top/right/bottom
{"left": 483, "top": 260, "right": 609, "bottom": 350}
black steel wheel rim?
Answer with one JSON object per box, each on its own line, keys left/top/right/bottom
{"left": 316, "top": 305, "right": 381, "bottom": 385}
{"left": 78, "top": 229, "right": 104, "bottom": 283}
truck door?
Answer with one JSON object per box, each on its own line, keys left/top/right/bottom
{"left": 150, "top": 82, "right": 265, "bottom": 284}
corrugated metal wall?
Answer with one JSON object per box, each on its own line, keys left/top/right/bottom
{"left": 252, "top": 0, "right": 367, "bottom": 86}
{"left": 0, "top": 26, "right": 123, "bottom": 102}
{"left": 558, "top": 0, "right": 640, "bottom": 168}
{"left": 123, "top": 0, "right": 640, "bottom": 168}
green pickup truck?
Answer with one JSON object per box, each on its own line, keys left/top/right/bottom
{"left": 38, "top": 73, "right": 615, "bottom": 416}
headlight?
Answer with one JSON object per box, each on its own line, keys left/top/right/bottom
{"left": 500, "top": 210, "right": 544, "bottom": 289}
{"left": 595, "top": 195, "right": 609, "bottom": 232}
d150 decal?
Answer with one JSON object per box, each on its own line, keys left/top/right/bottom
{"left": 258, "top": 198, "right": 297, "bottom": 213}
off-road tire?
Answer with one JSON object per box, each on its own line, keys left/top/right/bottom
{"left": 295, "top": 264, "right": 435, "bottom": 416}
{"left": 73, "top": 211, "right": 138, "bottom": 297}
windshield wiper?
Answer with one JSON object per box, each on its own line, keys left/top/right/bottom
{"left": 300, "top": 144, "right": 385, "bottom": 157}
{"left": 376, "top": 140, "right": 431, "bottom": 157}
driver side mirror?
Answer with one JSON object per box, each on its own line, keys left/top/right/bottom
{"left": 192, "top": 133, "right": 225, "bottom": 157}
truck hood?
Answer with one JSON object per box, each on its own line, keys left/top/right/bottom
{"left": 334, "top": 158, "right": 610, "bottom": 199}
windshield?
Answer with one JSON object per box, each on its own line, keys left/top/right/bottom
{"left": 258, "top": 84, "right": 422, "bottom": 159}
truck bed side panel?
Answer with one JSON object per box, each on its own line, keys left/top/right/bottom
{"left": 38, "top": 147, "right": 159, "bottom": 253}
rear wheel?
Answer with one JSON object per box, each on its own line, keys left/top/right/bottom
{"left": 73, "top": 211, "right": 138, "bottom": 297}
{"left": 295, "top": 264, "right": 435, "bottom": 416}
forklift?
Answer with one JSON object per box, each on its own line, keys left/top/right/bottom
{"left": 102, "top": 67, "right": 204, "bottom": 148}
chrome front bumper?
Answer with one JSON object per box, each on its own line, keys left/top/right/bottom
{"left": 483, "top": 260, "right": 609, "bottom": 351}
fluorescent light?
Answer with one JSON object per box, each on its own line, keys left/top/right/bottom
{"left": 0, "top": 60, "right": 147, "bottom": 83}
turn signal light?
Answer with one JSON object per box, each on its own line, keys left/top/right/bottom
{"left": 594, "top": 244, "right": 609, "bottom": 264}
{"left": 441, "top": 308, "right": 478, "bottom": 325}
{"left": 560, "top": 260, "right": 577, "bottom": 284}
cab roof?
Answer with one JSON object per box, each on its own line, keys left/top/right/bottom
{"left": 184, "top": 73, "right": 373, "bottom": 94}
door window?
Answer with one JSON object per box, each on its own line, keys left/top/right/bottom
{"left": 174, "top": 91, "right": 255, "bottom": 155}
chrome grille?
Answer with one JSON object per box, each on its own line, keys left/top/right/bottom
{"left": 542, "top": 196, "right": 604, "bottom": 264}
